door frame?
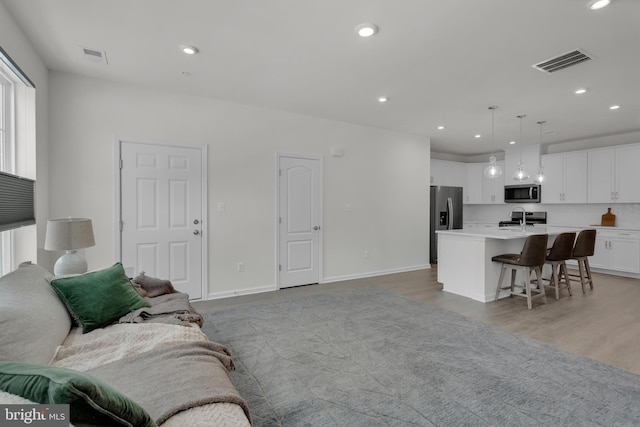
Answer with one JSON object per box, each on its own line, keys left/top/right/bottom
{"left": 114, "top": 138, "right": 209, "bottom": 300}
{"left": 275, "top": 153, "right": 324, "bottom": 289}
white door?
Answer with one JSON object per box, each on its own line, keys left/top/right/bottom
{"left": 120, "top": 142, "right": 205, "bottom": 300}
{"left": 278, "top": 155, "right": 322, "bottom": 288}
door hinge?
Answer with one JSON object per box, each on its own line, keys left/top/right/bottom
{"left": 279, "top": 169, "right": 282, "bottom": 176}
{"left": 279, "top": 217, "right": 282, "bottom": 224}
{"left": 279, "top": 264, "right": 282, "bottom": 271}
{"left": 119, "top": 158, "right": 123, "bottom": 169}
{"left": 119, "top": 221, "right": 124, "bottom": 231}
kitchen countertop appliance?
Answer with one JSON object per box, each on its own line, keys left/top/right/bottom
{"left": 430, "top": 185, "right": 463, "bottom": 264}
{"left": 499, "top": 211, "right": 547, "bottom": 227}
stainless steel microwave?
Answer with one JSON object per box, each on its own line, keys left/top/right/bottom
{"left": 504, "top": 184, "right": 541, "bottom": 203}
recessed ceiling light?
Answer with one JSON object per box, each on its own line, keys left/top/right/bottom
{"left": 377, "top": 96, "right": 388, "bottom": 103}
{"left": 475, "top": 134, "right": 481, "bottom": 139}
{"left": 575, "top": 88, "right": 587, "bottom": 94}
{"left": 510, "top": 141, "right": 516, "bottom": 145}
{"left": 181, "top": 45, "right": 199, "bottom": 55}
{"left": 437, "top": 125, "right": 445, "bottom": 130}
{"left": 589, "top": 0, "right": 611, "bottom": 10}
{"left": 609, "top": 104, "right": 621, "bottom": 110}
{"left": 355, "top": 23, "right": 378, "bottom": 38}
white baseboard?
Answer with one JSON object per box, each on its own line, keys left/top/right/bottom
{"left": 322, "top": 264, "right": 431, "bottom": 284}
{"left": 204, "top": 265, "right": 431, "bottom": 300}
{"left": 207, "top": 284, "right": 277, "bottom": 301}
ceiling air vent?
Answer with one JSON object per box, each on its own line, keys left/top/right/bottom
{"left": 533, "top": 49, "right": 593, "bottom": 73}
{"left": 80, "top": 47, "right": 108, "bottom": 65}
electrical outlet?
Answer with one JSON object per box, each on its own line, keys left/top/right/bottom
{"left": 237, "top": 262, "right": 244, "bottom": 272}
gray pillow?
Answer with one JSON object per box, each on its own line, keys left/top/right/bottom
{"left": 0, "top": 262, "right": 71, "bottom": 364}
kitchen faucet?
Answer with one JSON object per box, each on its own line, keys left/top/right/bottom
{"left": 510, "top": 206, "right": 527, "bottom": 231}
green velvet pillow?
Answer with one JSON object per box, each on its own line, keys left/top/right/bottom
{"left": 0, "top": 362, "right": 156, "bottom": 427}
{"left": 50, "top": 263, "right": 149, "bottom": 333}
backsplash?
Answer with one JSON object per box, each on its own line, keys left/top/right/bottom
{"left": 464, "top": 203, "right": 640, "bottom": 229}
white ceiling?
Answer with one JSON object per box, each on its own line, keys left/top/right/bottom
{"left": 2, "top": 0, "right": 639, "bottom": 156}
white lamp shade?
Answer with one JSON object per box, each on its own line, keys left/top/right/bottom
{"left": 44, "top": 218, "right": 95, "bottom": 251}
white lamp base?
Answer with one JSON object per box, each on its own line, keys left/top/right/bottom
{"left": 53, "top": 250, "right": 88, "bottom": 276}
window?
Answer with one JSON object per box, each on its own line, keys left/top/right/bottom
{"left": 0, "top": 47, "right": 35, "bottom": 276}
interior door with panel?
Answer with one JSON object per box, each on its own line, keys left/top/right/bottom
{"left": 278, "top": 155, "right": 322, "bottom": 288}
{"left": 120, "top": 141, "right": 205, "bottom": 300}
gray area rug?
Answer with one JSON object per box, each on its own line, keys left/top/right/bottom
{"left": 202, "top": 287, "right": 640, "bottom": 426}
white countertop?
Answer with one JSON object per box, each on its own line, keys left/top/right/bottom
{"left": 436, "top": 226, "right": 582, "bottom": 240}
{"left": 464, "top": 222, "right": 640, "bottom": 232}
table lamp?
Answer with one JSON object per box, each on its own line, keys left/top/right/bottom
{"left": 44, "top": 218, "right": 95, "bottom": 275}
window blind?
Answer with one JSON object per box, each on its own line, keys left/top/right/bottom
{"left": 0, "top": 171, "right": 35, "bottom": 232}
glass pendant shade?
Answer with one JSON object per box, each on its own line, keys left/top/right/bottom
{"left": 485, "top": 105, "right": 502, "bottom": 179}
{"left": 484, "top": 156, "right": 503, "bottom": 178}
{"left": 512, "top": 162, "right": 529, "bottom": 182}
{"left": 534, "top": 121, "right": 546, "bottom": 184}
{"left": 513, "top": 114, "right": 529, "bottom": 182}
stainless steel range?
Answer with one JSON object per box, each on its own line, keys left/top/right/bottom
{"left": 498, "top": 210, "right": 547, "bottom": 227}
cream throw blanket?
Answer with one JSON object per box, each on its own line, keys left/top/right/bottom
{"left": 86, "top": 340, "right": 251, "bottom": 425}
{"left": 118, "top": 292, "right": 203, "bottom": 327}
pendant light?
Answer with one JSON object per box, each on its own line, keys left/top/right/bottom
{"left": 534, "top": 121, "right": 546, "bottom": 184}
{"left": 483, "top": 105, "right": 503, "bottom": 178}
{"left": 512, "top": 114, "right": 529, "bottom": 182}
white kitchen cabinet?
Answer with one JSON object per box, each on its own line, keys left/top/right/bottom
{"left": 482, "top": 160, "right": 504, "bottom": 204}
{"left": 589, "top": 229, "right": 640, "bottom": 273}
{"left": 588, "top": 144, "right": 640, "bottom": 203}
{"left": 464, "top": 163, "right": 483, "bottom": 204}
{"left": 430, "top": 159, "right": 466, "bottom": 188}
{"left": 540, "top": 151, "right": 587, "bottom": 203}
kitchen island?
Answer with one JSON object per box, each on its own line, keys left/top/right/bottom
{"left": 436, "top": 226, "right": 579, "bottom": 302}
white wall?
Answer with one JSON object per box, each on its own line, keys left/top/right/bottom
{"left": 0, "top": 2, "right": 49, "bottom": 268}
{"left": 48, "top": 71, "right": 430, "bottom": 296}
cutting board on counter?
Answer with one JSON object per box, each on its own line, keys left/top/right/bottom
{"left": 601, "top": 207, "right": 616, "bottom": 226}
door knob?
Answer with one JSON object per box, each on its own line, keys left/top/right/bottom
{"left": 193, "top": 230, "right": 200, "bottom": 235}
{"left": 313, "top": 226, "right": 320, "bottom": 231}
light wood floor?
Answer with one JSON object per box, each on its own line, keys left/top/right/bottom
{"left": 193, "top": 266, "right": 640, "bottom": 375}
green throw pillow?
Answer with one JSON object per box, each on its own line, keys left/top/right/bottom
{"left": 50, "top": 263, "right": 149, "bottom": 333}
{"left": 0, "top": 362, "right": 157, "bottom": 427}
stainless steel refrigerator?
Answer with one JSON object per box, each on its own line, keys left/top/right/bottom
{"left": 429, "top": 186, "right": 463, "bottom": 264}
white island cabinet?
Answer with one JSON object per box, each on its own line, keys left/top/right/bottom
{"left": 436, "top": 226, "right": 580, "bottom": 303}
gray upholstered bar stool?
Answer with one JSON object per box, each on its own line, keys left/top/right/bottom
{"left": 493, "top": 234, "right": 548, "bottom": 310}
{"left": 568, "top": 229, "right": 597, "bottom": 293}
{"left": 542, "top": 232, "right": 577, "bottom": 300}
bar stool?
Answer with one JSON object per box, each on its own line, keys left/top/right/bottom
{"left": 568, "top": 229, "right": 597, "bottom": 293}
{"left": 493, "top": 234, "right": 548, "bottom": 310}
{"left": 542, "top": 232, "right": 576, "bottom": 300}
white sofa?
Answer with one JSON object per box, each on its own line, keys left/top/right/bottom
{"left": 0, "top": 262, "right": 251, "bottom": 427}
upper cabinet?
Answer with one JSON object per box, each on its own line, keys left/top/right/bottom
{"left": 588, "top": 144, "right": 640, "bottom": 203}
{"left": 430, "top": 159, "right": 466, "bottom": 188}
{"left": 464, "top": 163, "right": 483, "bottom": 204}
{"left": 540, "top": 151, "right": 587, "bottom": 204}
{"left": 481, "top": 160, "right": 505, "bottom": 204}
